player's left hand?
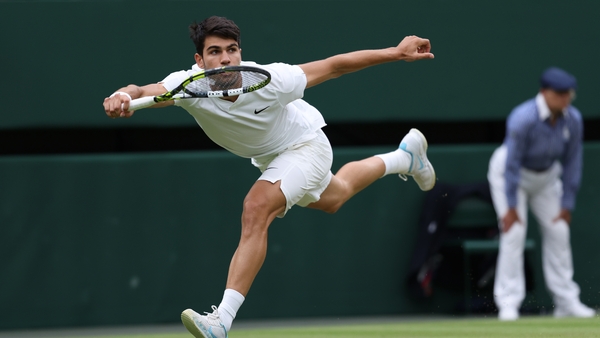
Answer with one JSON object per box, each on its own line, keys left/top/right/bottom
{"left": 396, "top": 35, "right": 434, "bottom": 62}
{"left": 553, "top": 208, "right": 572, "bottom": 225}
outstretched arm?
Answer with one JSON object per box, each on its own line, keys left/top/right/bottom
{"left": 299, "top": 35, "right": 433, "bottom": 88}
{"left": 103, "top": 83, "right": 172, "bottom": 118}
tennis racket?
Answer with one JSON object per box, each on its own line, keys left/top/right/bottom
{"left": 126, "top": 65, "right": 271, "bottom": 111}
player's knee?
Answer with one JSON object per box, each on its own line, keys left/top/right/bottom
{"left": 241, "top": 199, "right": 265, "bottom": 222}
{"left": 240, "top": 199, "right": 271, "bottom": 235}
{"left": 317, "top": 181, "right": 351, "bottom": 214}
{"left": 321, "top": 201, "right": 343, "bottom": 214}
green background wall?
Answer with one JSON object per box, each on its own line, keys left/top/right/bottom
{"left": 1, "top": 0, "right": 600, "bottom": 331}
{"left": 1, "top": 0, "right": 599, "bottom": 129}
{"left": 1, "top": 144, "right": 599, "bottom": 330}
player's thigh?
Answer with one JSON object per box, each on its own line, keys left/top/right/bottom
{"left": 257, "top": 131, "right": 333, "bottom": 216}
{"left": 306, "top": 175, "right": 344, "bottom": 211}
{"left": 244, "top": 179, "right": 287, "bottom": 221}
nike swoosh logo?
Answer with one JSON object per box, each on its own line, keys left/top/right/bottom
{"left": 254, "top": 106, "right": 270, "bottom": 114}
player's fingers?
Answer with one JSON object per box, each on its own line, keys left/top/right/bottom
{"left": 417, "top": 44, "right": 431, "bottom": 53}
{"left": 121, "top": 99, "right": 131, "bottom": 113}
{"left": 119, "top": 101, "right": 134, "bottom": 118}
{"left": 107, "top": 94, "right": 132, "bottom": 118}
{"left": 103, "top": 99, "right": 113, "bottom": 118}
{"left": 104, "top": 98, "right": 119, "bottom": 118}
{"left": 419, "top": 52, "right": 435, "bottom": 59}
{"left": 410, "top": 52, "right": 434, "bottom": 61}
{"left": 107, "top": 97, "right": 126, "bottom": 118}
{"left": 418, "top": 38, "right": 431, "bottom": 48}
{"left": 111, "top": 98, "right": 124, "bottom": 118}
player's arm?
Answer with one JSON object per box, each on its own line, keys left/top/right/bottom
{"left": 299, "top": 35, "right": 434, "bottom": 88}
{"left": 103, "top": 83, "right": 173, "bottom": 118}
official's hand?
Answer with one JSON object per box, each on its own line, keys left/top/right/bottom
{"left": 103, "top": 93, "right": 135, "bottom": 119}
{"left": 396, "top": 35, "right": 434, "bottom": 62}
{"left": 553, "top": 208, "right": 572, "bottom": 225}
{"left": 502, "top": 208, "right": 521, "bottom": 233}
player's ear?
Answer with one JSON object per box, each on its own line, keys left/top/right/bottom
{"left": 194, "top": 53, "right": 204, "bottom": 69}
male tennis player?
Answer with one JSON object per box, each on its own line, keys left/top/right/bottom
{"left": 103, "top": 16, "right": 435, "bottom": 338}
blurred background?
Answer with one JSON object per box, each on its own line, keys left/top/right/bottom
{"left": 1, "top": 0, "right": 598, "bottom": 332}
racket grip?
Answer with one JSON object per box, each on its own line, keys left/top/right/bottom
{"left": 125, "top": 96, "right": 157, "bottom": 111}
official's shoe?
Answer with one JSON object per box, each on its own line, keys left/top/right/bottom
{"left": 498, "top": 307, "right": 519, "bottom": 321}
{"left": 399, "top": 128, "right": 436, "bottom": 191}
{"left": 554, "top": 302, "right": 596, "bottom": 318}
{"left": 181, "top": 306, "right": 228, "bottom": 338}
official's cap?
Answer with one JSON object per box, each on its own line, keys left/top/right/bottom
{"left": 540, "top": 67, "right": 577, "bottom": 92}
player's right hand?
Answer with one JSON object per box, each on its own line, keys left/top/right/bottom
{"left": 104, "top": 93, "right": 134, "bottom": 119}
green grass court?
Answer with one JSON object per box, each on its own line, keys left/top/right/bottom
{"left": 65, "top": 317, "right": 599, "bottom": 338}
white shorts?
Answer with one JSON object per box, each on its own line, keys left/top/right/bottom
{"left": 251, "top": 129, "right": 333, "bottom": 217}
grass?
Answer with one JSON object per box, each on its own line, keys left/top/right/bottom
{"left": 78, "top": 317, "right": 599, "bottom": 338}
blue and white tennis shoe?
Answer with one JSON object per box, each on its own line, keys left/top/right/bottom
{"left": 181, "top": 306, "right": 228, "bottom": 338}
{"left": 398, "top": 128, "right": 436, "bottom": 191}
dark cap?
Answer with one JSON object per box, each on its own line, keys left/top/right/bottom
{"left": 540, "top": 67, "right": 577, "bottom": 91}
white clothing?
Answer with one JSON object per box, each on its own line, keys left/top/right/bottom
{"left": 160, "top": 61, "right": 331, "bottom": 216}
{"left": 161, "top": 61, "right": 326, "bottom": 159}
{"left": 488, "top": 145, "right": 583, "bottom": 312}
{"left": 253, "top": 129, "right": 333, "bottom": 217}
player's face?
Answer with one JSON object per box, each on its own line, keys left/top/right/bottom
{"left": 542, "top": 88, "right": 574, "bottom": 113}
{"left": 197, "top": 35, "right": 241, "bottom": 70}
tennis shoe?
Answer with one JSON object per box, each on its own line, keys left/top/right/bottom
{"left": 554, "top": 302, "right": 596, "bottom": 318}
{"left": 398, "top": 128, "right": 436, "bottom": 191}
{"left": 181, "top": 306, "right": 228, "bottom": 338}
{"left": 498, "top": 308, "right": 519, "bottom": 321}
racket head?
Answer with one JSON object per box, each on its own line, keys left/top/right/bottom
{"left": 157, "top": 65, "right": 271, "bottom": 102}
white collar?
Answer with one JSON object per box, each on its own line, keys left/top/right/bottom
{"left": 535, "top": 92, "right": 569, "bottom": 121}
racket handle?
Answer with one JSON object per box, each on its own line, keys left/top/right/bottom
{"left": 125, "top": 96, "right": 157, "bottom": 111}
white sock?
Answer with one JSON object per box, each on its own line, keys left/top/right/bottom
{"left": 375, "top": 149, "right": 411, "bottom": 176}
{"left": 217, "top": 289, "right": 245, "bottom": 332}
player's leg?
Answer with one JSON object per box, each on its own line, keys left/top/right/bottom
{"left": 309, "top": 156, "right": 385, "bottom": 213}
{"left": 487, "top": 146, "right": 528, "bottom": 320}
{"left": 182, "top": 132, "right": 336, "bottom": 337}
{"left": 528, "top": 168, "right": 595, "bottom": 318}
{"left": 309, "top": 128, "right": 435, "bottom": 213}
{"left": 229, "top": 180, "right": 287, "bottom": 295}
{"left": 182, "top": 180, "right": 286, "bottom": 338}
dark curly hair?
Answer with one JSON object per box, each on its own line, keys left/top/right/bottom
{"left": 189, "top": 16, "right": 241, "bottom": 56}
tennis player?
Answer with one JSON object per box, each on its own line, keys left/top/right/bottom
{"left": 103, "top": 16, "right": 436, "bottom": 338}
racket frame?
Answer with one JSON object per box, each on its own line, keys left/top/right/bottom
{"left": 127, "top": 65, "right": 271, "bottom": 111}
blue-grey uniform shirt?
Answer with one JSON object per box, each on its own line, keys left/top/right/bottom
{"left": 503, "top": 93, "right": 584, "bottom": 210}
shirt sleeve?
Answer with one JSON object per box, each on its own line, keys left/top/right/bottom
{"left": 161, "top": 70, "right": 191, "bottom": 91}
{"left": 560, "top": 108, "right": 584, "bottom": 210}
{"left": 504, "top": 108, "right": 530, "bottom": 208}
{"left": 262, "top": 63, "right": 307, "bottom": 107}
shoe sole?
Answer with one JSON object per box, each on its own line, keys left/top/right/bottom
{"left": 409, "top": 128, "right": 436, "bottom": 191}
{"left": 181, "top": 309, "right": 206, "bottom": 338}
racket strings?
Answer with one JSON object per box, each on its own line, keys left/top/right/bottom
{"left": 184, "top": 71, "right": 269, "bottom": 96}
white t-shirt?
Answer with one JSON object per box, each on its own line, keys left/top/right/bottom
{"left": 161, "top": 61, "right": 327, "bottom": 158}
